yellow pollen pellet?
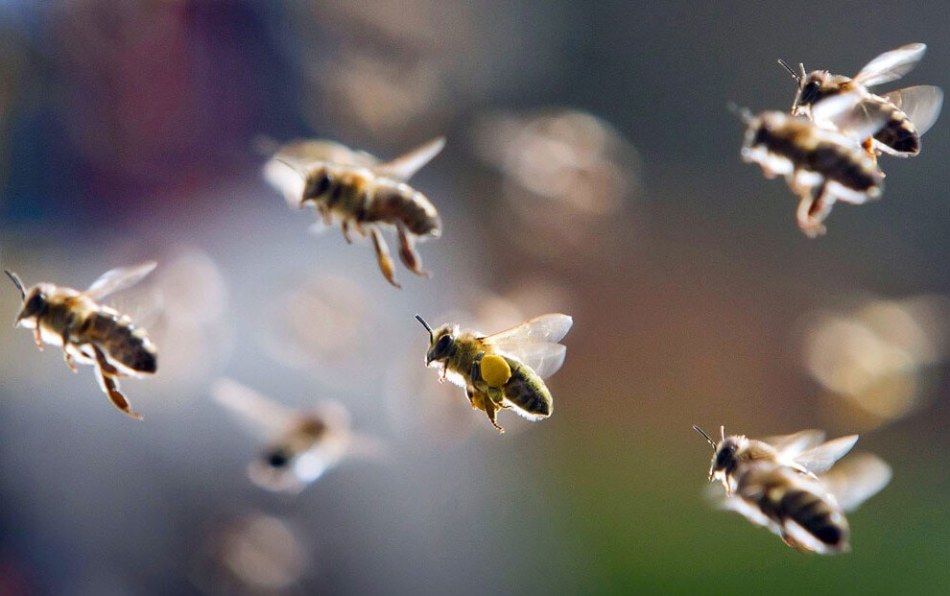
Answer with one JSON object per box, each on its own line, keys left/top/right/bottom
{"left": 480, "top": 354, "right": 512, "bottom": 388}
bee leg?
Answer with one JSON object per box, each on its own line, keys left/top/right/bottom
{"left": 60, "top": 333, "right": 78, "bottom": 373}
{"left": 862, "top": 137, "right": 881, "bottom": 168}
{"left": 439, "top": 364, "right": 447, "bottom": 383}
{"left": 469, "top": 386, "right": 504, "bottom": 433}
{"left": 370, "top": 227, "right": 401, "bottom": 288}
{"left": 317, "top": 204, "right": 332, "bottom": 226}
{"left": 92, "top": 345, "right": 143, "bottom": 421}
{"left": 796, "top": 184, "right": 828, "bottom": 238}
{"left": 341, "top": 219, "right": 353, "bottom": 244}
{"left": 396, "top": 222, "right": 430, "bottom": 278}
{"left": 32, "top": 326, "right": 44, "bottom": 351}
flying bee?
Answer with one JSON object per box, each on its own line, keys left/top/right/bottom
{"left": 211, "top": 378, "right": 383, "bottom": 494}
{"left": 5, "top": 263, "right": 158, "bottom": 419}
{"left": 263, "top": 137, "right": 445, "bottom": 288}
{"left": 738, "top": 93, "right": 886, "bottom": 237}
{"left": 415, "top": 313, "right": 572, "bottom": 433}
{"left": 779, "top": 43, "right": 943, "bottom": 158}
{"left": 694, "top": 426, "right": 891, "bottom": 554}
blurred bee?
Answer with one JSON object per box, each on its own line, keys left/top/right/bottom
{"left": 779, "top": 43, "right": 943, "bottom": 158}
{"left": 416, "top": 313, "right": 572, "bottom": 433}
{"left": 739, "top": 93, "right": 886, "bottom": 237}
{"left": 694, "top": 426, "right": 891, "bottom": 554}
{"left": 211, "top": 378, "right": 382, "bottom": 494}
{"left": 263, "top": 137, "right": 444, "bottom": 288}
{"left": 5, "top": 263, "right": 158, "bottom": 420}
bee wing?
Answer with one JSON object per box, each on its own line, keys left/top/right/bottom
{"left": 83, "top": 262, "right": 157, "bottom": 301}
{"left": 371, "top": 137, "right": 446, "bottom": 181}
{"left": 820, "top": 453, "right": 892, "bottom": 512}
{"left": 484, "top": 314, "right": 573, "bottom": 378}
{"left": 763, "top": 429, "right": 827, "bottom": 458}
{"left": 882, "top": 85, "right": 944, "bottom": 137}
{"left": 812, "top": 93, "right": 888, "bottom": 141}
{"left": 211, "top": 377, "right": 297, "bottom": 440}
{"left": 790, "top": 435, "right": 859, "bottom": 475}
{"left": 853, "top": 43, "right": 927, "bottom": 87}
{"left": 271, "top": 139, "right": 380, "bottom": 168}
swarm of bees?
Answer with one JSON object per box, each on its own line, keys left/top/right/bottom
{"left": 741, "top": 43, "right": 942, "bottom": 237}
{"left": 694, "top": 426, "right": 891, "bottom": 554}
{"left": 13, "top": 40, "right": 950, "bottom": 561}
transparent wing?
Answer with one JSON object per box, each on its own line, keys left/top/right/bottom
{"left": 820, "top": 452, "right": 892, "bottom": 512}
{"left": 853, "top": 43, "right": 926, "bottom": 87}
{"left": 371, "top": 137, "right": 445, "bottom": 181}
{"left": 791, "top": 435, "right": 858, "bottom": 475}
{"left": 812, "top": 92, "right": 888, "bottom": 140}
{"left": 270, "top": 139, "right": 380, "bottom": 169}
{"left": 84, "top": 262, "right": 157, "bottom": 301}
{"left": 484, "top": 314, "right": 573, "bottom": 378}
{"left": 882, "top": 85, "right": 944, "bottom": 137}
{"left": 763, "top": 429, "right": 826, "bottom": 458}
{"left": 211, "top": 377, "right": 297, "bottom": 440}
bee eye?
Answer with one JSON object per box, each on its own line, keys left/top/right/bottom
{"left": 435, "top": 334, "right": 452, "bottom": 354}
{"left": 267, "top": 448, "right": 290, "bottom": 468}
{"left": 715, "top": 445, "right": 735, "bottom": 470}
{"left": 23, "top": 293, "right": 44, "bottom": 315}
{"left": 311, "top": 172, "right": 332, "bottom": 197}
{"left": 800, "top": 81, "right": 821, "bottom": 105}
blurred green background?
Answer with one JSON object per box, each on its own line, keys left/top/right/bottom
{"left": 1, "top": 1, "right": 949, "bottom": 594}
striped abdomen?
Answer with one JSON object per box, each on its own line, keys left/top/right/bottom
{"left": 751, "top": 117, "right": 882, "bottom": 193}
{"left": 501, "top": 358, "right": 553, "bottom": 418}
{"left": 741, "top": 465, "right": 849, "bottom": 553}
{"left": 80, "top": 311, "right": 157, "bottom": 374}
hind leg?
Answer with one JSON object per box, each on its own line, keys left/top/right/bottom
{"left": 396, "top": 222, "right": 430, "bottom": 278}
{"left": 370, "top": 227, "right": 400, "bottom": 288}
{"left": 92, "top": 346, "right": 143, "bottom": 420}
{"left": 796, "top": 183, "right": 831, "bottom": 238}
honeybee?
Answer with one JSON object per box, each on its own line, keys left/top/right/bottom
{"left": 263, "top": 137, "right": 444, "bottom": 288}
{"left": 5, "top": 263, "right": 158, "bottom": 420}
{"left": 694, "top": 426, "right": 891, "bottom": 554}
{"left": 211, "top": 378, "right": 382, "bottom": 493}
{"left": 739, "top": 93, "right": 886, "bottom": 237}
{"left": 416, "top": 313, "right": 572, "bottom": 433}
{"left": 780, "top": 43, "right": 943, "bottom": 158}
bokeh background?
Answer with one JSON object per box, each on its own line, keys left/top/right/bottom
{"left": 1, "top": 1, "right": 949, "bottom": 594}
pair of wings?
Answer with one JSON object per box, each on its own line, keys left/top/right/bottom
{"left": 80, "top": 262, "right": 157, "bottom": 302}
{"left": 760, "top": 429, "right": 892, "bottom": 512}
{"left": 811, "top": 43, "right": 943, "bottom": 140}
{"left": 482, "top": 313, "right": 573, "bottom": 379}
{"left": 263, "top": 137, "right": 446, "bottom": 206}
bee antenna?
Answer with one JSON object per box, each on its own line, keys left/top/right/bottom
{"left": 414, "top": 314, "right": 433, "bottom": 341}
{"left": 692, "top": 425, "right": 717, "bottom": 450}
{"left": 4, "top": 270, "right": 25, "bottom": 300}
{"left": 720, "top": 425, "right": 726, "bottom": 442}
{"left": 777, "top": 59, "right": 800, "bottom": 82}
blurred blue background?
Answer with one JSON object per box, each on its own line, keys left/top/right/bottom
{"left": 1, "top": 1, "right": 949, "bottom": 594}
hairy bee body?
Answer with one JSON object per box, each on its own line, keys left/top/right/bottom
{"left": 7, "top": 263, "right": 158, "bottom": 420}
{"left": 26, "top": 291, "right": 158, "bottom": 375}
{"left": 736, "top": 462, "right": 849, "bottom": 553}
{"left": 441, "top": 334, "right": 554, "bottom": 420}
{"left": 302, "top": 165, "right": 440, "bottom": 238}
{"left": 418, "top": 314, "right": 571, "bottom": 432}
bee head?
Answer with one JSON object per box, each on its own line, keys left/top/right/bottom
{"left": 694, "top": 425, "right": 741, "bottom": 482}
{"left": 302, "top": 166, "right": 333, "bottom": 200}
{"left": 264, "top": 446, "right": 293, "bottom": 469}
{"left": 4, "top": 271, "right": 47, "bottom": 327}
{"left": 416, "top": 314, "right": 456, "bottom": 365}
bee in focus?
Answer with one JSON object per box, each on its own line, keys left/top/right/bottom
{"left": 738, "top": 93, "right": 886, "bottom": 237}
{"left": 693, "top": 426, "right": 891, "bottom": 554}
{"left": 263, "top": 137, "right": 445, "bottom": 288}
{"left": 416, "top": 313, "right": 572, "bottom": 433}
{"left": 5, "top": 263, "right": 158, "bottom": 420}
{"left": 779, "top": 42, "right": 943, "bottom": 159}
{"left": 212, "top": 378, "right": 382, "bottom": 494}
